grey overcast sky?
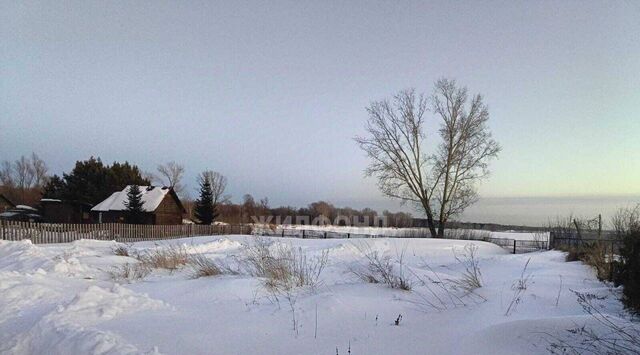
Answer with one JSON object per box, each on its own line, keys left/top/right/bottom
{"left": 1, "top": 1, "right": 639, "bottom": 210}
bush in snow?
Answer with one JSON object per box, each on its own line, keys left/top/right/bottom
{"left": 449, "top": 244, "right": 483, "bottom": 294}
{"left": 546, "top": 290, "right": 640, "bottom": 355}
{"left": 188, "top": 253, "right": 237, "bottom": 279}
{"left": 137, "top": 245, "right": 190, "bottom": 270}
{"left": 109, "top": 262, "right": 151, "bottom": 282}
{"left": 350, "top": 242, "right": 412, "bottom": 291}
{"left": 112, "top": 244, "right": 132, "bottom": 257}
{"left": 244, "top": 238, "right": 328, "bottom": 292}
{"left": 611, "top": 205, "right": 640, "bottom": 313}
{"left": 561, "top": 241, "right": 612, "bottom": 282}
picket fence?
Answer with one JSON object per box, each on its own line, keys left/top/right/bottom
{"left": 0, "top": 220, "right": 250, "bottom": 244}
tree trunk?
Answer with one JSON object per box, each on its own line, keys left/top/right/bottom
{"left": 437, "top": 219, "right": 446, "bottom": 238}
{"left": 426, "top": 214, "right": 438, "bottom": 238}
{"left": 421, "top": 201, "right": 438, "bottom": 238}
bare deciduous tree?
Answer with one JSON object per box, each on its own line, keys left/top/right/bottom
{"left": 0, "top": 161, "right": 14, "bottom": 187}
{"left": 355, "top": 79, "right": 500, "bottom": 237}
{"left": 156, "top": 161, "right": 185, "bottom": 195}
{"left": 198, "top": 170, "right": 229, "bottom": 207}
{"left": 14, "top": 155, "right": 35, "bottom": 202}
{"left": 31, "top": 153, "right": 49, "bottom": 188}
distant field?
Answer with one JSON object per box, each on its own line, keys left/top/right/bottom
{"left": 258, "top": 224, "right": 550, "bottom": 241}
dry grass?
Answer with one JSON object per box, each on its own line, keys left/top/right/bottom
{"left": 561, "top": 242, "right": 612, "bottom": 281}
{"left": 188, "top": 253, "right": 237, "bottom": 279}
{"left": 109, "top": 262, "right": 151, "bottom": 282}
{"left": 505, "top": 257, "right": 533, "bottom": 316}
{"left": 449, "top": 244, "right": 483, "bottom": 294}
{"left": 244, "top": 238, "right": 328, "bottom": 292}
{"left": 137, "top": 245, "right": 190, "bottom": 270}
{"left": 112, "top": 244, "right": 132, "bottom": 257}
{"left": 545, "top": 290, "right": 640, "bottom": 354}
{"left": 351, "top": 243, "right": 412, "bottom": 291}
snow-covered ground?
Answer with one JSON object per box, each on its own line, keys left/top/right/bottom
{"left": 0, "top": 235, "right": 630, "bottom": 354}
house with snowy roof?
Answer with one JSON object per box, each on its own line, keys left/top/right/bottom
{"left": 91, "top": 185, "right": 185, "bottom": 225}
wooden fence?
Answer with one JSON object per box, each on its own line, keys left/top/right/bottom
{"left": 0, "top": 220, "right": 550, "bottom": 254}
{"left": 0, "top": 220, "right": 250, "bottom": 244}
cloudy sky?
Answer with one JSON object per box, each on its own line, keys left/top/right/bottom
{"left": 1, "top": 1, "right": 639, "bottom": 211}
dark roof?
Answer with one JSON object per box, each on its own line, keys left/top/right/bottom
{"left": 0, "top": 193, "right": 15, "bottom": 207}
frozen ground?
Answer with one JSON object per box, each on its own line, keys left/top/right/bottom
{"left": 0, "top": 235, "right": 630, "bottom": 354}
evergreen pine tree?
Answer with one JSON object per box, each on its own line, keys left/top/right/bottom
{"left": 195, "top": 178, "right": 214, "bottom": 225}
{"left": 124, "top": 184, "right": 144, "bottom": 224}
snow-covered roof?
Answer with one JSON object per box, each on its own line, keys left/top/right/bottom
{"left": 40, "top": 198, "right": 62, "bottom": 203}
{"left": 16, "top": 205, "right": 38, "bottom": 211}
{"left": 91, "top": 186, "right": 171, "bottom": 212}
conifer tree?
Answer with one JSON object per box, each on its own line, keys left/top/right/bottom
{"left": 124, "top": 184, "right": 144, "bottom": 224}
{"left": 195, "top": 178, "right": 214, "bottom": 225}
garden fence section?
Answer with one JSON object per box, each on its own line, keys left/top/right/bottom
{"left": 1, "top": 220, "right": 549, "bottom": 254}
{"left": 549, "top": 230, "right": 623, "bottom": 254}
{"left": 263, "top": 228, "right": 549, "bottom": 254}
{"left": 0, "top": 220, "right": 249, "bottom": 244}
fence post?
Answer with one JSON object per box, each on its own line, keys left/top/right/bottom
{"left": 302, "top": 230, "right": 305, "bottom": 239}
{"left": 513, "top": 239, "right": 517, "bottom": 254}
{"left": 1, "top": 219, "right": 4, "bottom": 240}
{"left": 347, "top": 233, "right": 350, "bottom": 239}
{"left": 324, "top": 231, "right": 327, "bottom": 239}
{"left": 282, "top": 229, "right": 284, "bottom": 237}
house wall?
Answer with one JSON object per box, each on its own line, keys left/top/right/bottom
{"left": 42, "top": 202, "right": 92, "bottom": 224}
{"left": 94, "top": 211, "right": 155, "bottom": 225}
{"left": 154, "top": 194, "right": 183, "bottom": 225}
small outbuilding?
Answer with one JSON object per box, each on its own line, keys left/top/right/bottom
{"left": 91, "top": 185, "right": 185, "bottom": 225}
{"left": 0, "top": 193, "right": 15, "bottom": 212}
{"left": 40, "top": 199, "right": 93, "bottom": 224}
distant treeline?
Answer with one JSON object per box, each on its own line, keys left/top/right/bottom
{"left": 194, "top": 196, "right": 414, "bottom": 228}
{"left": 1, "top": 154, "right": 413, "bottom": 227}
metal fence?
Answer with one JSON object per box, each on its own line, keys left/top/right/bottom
{"left": 549, "top": 231, "right": 623, "bottom": 253}
{"left": 259, "top": 227, "right": 549, "bottom": 254}
{"left": 0, "top": 220, "right": 250, "bottom": 244}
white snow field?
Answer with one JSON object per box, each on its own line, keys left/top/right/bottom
{"left": 0, "top": 235, "right": 629, "bottom": 355}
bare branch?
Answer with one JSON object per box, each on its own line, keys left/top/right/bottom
{"left": 156, "top": 161, "right": 185, "bottom": 194}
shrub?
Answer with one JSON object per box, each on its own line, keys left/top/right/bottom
{"left": 188, "top": 253, "right": 236, "bottom": 279}
{"left": 112, "top": 244, "right": 132, "bottom": 257}
{"left": 546, "top": 290, "right": 640, "bottom": 354}
{"left": 560, "top": 242, "right": 612, "bottom": 281}
{"left": 244, "top": 238, "right": 328, "bottom": 292}
{"left": 109, "top": 262, "right": 151, "bottom": 282}
{"left": 450, "top": 244, "right": 483, "bottom": 293}
{"left": 351, "top": 243, "right": 412, "bottom": 291}
{"left": 137, "top": 245, "right": 190, "bottom": 270}
{"left": 618, "top": 230, "right": 640, "bottom": 313}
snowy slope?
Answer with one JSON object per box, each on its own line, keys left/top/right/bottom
{"left": 0, "top": 236, "right": 631, "bottom": 354}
